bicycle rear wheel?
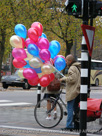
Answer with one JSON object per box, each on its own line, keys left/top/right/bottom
{"left": 34, "top": 97, "right": 63, "bottom": 128}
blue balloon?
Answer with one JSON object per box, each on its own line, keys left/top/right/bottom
{"left": 39, "top": 33, "right": 47, "bottom": 38}
{"left": 54, "top": 57, "right": 66, "bottom": 71}
{"left": 23, "top": 60, "right": 30, "bottom": 68}
{"left": 14, "top": 24, "right": 27, "bottom": 39}
{"left": 31, "top": 67, "right": 42, "bottom": 73}
{"left": 27, "top": 44, "right": 39, "bottom": 56}
{"left": 49, "top": 40, "right": 61, "bottom": 59}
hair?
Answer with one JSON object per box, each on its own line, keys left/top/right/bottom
{"left": 66, "top": 54, "right": 75, "bottom": 62}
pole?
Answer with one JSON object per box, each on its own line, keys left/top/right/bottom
{"left": 80, "top": 0, "right": 89, "bottom": 136}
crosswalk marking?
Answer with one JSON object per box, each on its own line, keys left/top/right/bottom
{"left": 0, "top": 100, "right": 33, "bottom": 107}
{"left": 0, "top": 100, "right": 12, "bottom": 103}
{"left": 0, "top": 102, "right": 33, "bottom": 106}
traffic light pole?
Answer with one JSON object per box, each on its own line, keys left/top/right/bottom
{"left": 80, "top": 0, "right": 89, "bottom": 136}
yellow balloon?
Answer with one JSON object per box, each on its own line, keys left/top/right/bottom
{"left": 41, "top": 64, "right": 53, "bottom": 74}
{"left": 38, "top": 72, "right": 44, "bottom": 78}
{"left": 18, "top": 69, "right": 24, "bottom": 78}
{"left": 10, "top": 35, "right": 23, "bottom": 48}
{"left": 29, "top": 57, "right": 43, "bottom": 68}
{"left": 24, "top": 49, "right": 33, "bottom": 60}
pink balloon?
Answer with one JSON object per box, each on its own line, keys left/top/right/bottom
{"left": 25, "top": 38, "right": 36, "bottom": 48}
{"left": 39, "top": 74, "right": 50, "bottom": 87}
{"left": 13, "top": 58, "right": 27, "bottom": 68}
{"left": 23, "top": 68, "right": 38, "bottom": 80}
{"left": 31, "top": 22, "right": 43, "bottom": 36}
{"left": 12, "top": 48, "right": 27, "bottom": 59}
{"left": 28, "top": 28, "right": 39, "bottom": 42}
{"left": 37, "top": 38, "right": 49, "bottom": 49}
{"left": 39, "top": 49, "right": 51, "bottom": 61}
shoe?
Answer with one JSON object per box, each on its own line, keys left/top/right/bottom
{"left": 46, "top": 116, "right": 52, "bottom": 120}
{"left": 61, "top": 127, "right": 73, "bottom": 131}
{"left": 53, "top": 112, "right": 57, "bottom": 120}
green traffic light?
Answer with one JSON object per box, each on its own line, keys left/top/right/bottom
{"left": 71, "top": 4, "right": 77, "bottom": 13}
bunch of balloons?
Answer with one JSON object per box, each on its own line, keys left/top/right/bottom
{"left": 10, "top": 22, "right": 66, "bottom": 87}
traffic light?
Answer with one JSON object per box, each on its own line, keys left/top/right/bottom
{"left": 89, "top": 0, "right": 102, "bottom": 18}
{"left": 65, "top": 0, "right": 83, "bottom": 16}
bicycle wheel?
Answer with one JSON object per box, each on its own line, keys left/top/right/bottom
{"left": 34, "top": 97, "right": 63, "bottom": 128}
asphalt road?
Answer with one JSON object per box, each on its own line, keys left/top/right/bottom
{"left": 0, "top": 85, "right": 102, "bottom": 136}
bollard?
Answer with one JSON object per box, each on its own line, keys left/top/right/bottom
{"left": 37, "top": 84, "right": 41, "bottom": 107}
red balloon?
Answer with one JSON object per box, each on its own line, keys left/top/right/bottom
{"left": 21, "top": 38, "right": 25, "bottom": 48}
{"left": 28, "top": 28, "right": 39, "bottom": 42}
{"left": 13, "top": 58, "right": 27, "bottom": 68}
{"left": 39, "top": 74, "right": 50, "bottom": 87}
{"left": 49, "top": 73, "right": 55, "bottom": 82}
{"left": 31, "top": 22, "right": 43, "bottom": 36}
{"left": 28, "top": 76, "right": 39, "bottom": 86}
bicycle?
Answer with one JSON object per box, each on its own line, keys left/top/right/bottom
{"left": 34, "top": 89, "right": 102, "bottom": 134}
{"left": 34, "top": 89, "right": 67, "bottom": 128}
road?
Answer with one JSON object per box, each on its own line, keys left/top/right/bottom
{"left": 0, "top": 85, "right": 102, "bottom": 136}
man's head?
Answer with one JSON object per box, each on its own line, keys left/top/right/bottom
{"left": 66, "top": 54, "right": 75, "bottom": 67}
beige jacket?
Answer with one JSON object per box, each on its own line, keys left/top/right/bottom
{"left": 61, "top": 62, "right": 81, "bottom": 102}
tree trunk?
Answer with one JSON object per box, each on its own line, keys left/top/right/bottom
{"left": 65, "top": 39, "right": 73, "bottom": 57}
{"left": 0, "top": 29, "right": 5, "bottom": 81}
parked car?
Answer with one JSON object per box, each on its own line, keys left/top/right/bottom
{"left": 1, "top": 70, "right": 32, "bottom": 89}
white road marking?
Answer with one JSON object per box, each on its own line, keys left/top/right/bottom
{"left": 0, "top": 102, "right": 33, "bottom": 106}
{"left": 0, "top": 100, "right": 12, "bottom": 103}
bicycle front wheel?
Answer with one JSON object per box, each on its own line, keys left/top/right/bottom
{"left": 34, "top": 98, "right": 63, "bottom": 128}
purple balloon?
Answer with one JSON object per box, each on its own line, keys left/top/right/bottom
{"left": 54, "top": 55, "right": 65, "bottom": 63}
{"left": 23, "top": 68, "right": 37, "bottom": 80}
{"left": 37, "top": 38, "right": 49, "bottom": 49}
{"left": 39, "top": 49, "right": 51, "bottom": 61}
{"left": 25, "top": 38, "right": 36, "bottom": 48}
{"left": 12, "top": 48, "right": 27, "bottom": 59}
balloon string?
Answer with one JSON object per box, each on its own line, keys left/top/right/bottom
{"left": 49, "top": 64, "right": 65, "bottom": 77}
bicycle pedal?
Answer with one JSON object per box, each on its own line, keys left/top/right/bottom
{"left": 64, "top": 111, "right": 67, "bottom": 116}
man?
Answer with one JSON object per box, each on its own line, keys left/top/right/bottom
{"left": 60, "top": 54, "right": 81, "bottom": 131}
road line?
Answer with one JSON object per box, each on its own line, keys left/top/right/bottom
{"left": 0, "top": 102, "right": 33, "bottom": 106}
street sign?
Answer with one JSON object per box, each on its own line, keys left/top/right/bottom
{"left": 81, "top": 24, "right": 95, "bottom": 56}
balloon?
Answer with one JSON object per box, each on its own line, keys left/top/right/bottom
{"left": 24, "top": 49, "right": 33, "bottom": 60}
{"left": 13, "top": 58, "right": 27, "bottom": 68}
{"left": 54, "top": 55, "right": 65, "bottom": 63}
{"left": 23, "top": 60, "right": 31, "bottom": 68}
{"left": 28, "top": 76, "right": 39, "bottom": 86}
{"left": 29, "top": 57, "right": 43, "bottom": 68}
{"left": 39, "top": 49, "right": 51, "bottom": 61}
{"left": 25, "top": 38, "right": 36, "bottom": 48}
{"left": 54, "top": 57, "right": 66, "bottom": 71}
{"left": 23, "top": 68, "right": 37, "bottom": 80}
{"left": 38, "top": 73, "right": 44, "bottom": 78}
{"left": 32, "top": 67, "right": 42, "bottom": 73}
{"left": 49, "top": 73, "right": 55, "bottom": 82}
{"left": 49, "top": 40, "right": 61, "bottom": 58}
{"left": 18, "top": 69, "right": 24, "bottom": 78}
{"left": 21, "top": 38, "right": 25, "bottom": 48}
{"left": 27, "top": 44, "right": 39, "bottom": 56}
{"left": 31, "top": 22, "right": 43, "bottom": 36}
{"left": 41, "top": 64, "right": 53, "bottom": 74}
{"left": 39, "top": 33, "right": 47, "bottom": 38}
{"left": 14, "top": 24, "right": 27, "bottom": 39}
{"left": 39, "top": 74, "right": 50, "bottom": 87}
{"left": 37, "top": 38, "right": 49, "bottom": 49}
{"left": 10, "top": 35, "right": 23, "bottom": 48}
{"left": 28, "top": 28, "right": 39, "bottom": 42}
{"left": 12, "top": 48, "right": 27, "bottom": 59}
